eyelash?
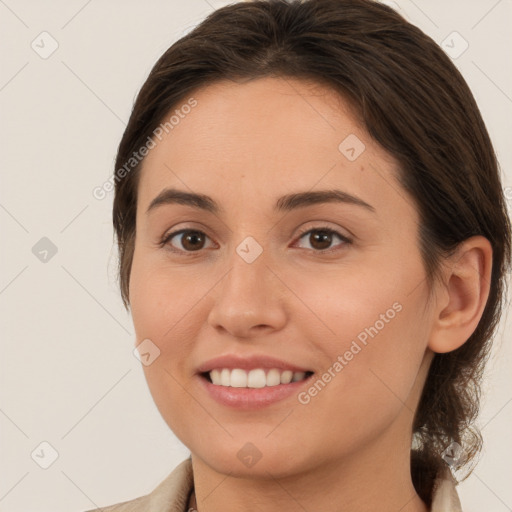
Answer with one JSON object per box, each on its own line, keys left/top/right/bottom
{"left": 160, "top": 225, "right": 352, "bottom": 256}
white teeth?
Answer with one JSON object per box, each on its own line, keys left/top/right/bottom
{"left": 231, "top": 369, "right": 247, "bottom": 388}
{"left": 266, "top": 368, "right": 281, "bottom": 386}
{"left": 292, "top": 371, "right": 306, "bottom": 382}
{"left": 247, "top": 369, "right": 266, "bottom": 388}
{"left": 207, "top": 368, "right": 310, "bottom": 388}
{"left": 280, "top": 370, "right": 293, "bottom": 384}
{"left": 220, "top": 368, "right": 230, "bottom": 386}
{"left": 210, "top": 369, "right": 221, "bottom": 385}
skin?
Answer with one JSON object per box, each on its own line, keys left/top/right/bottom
{"left": 128, "top": 76, "right": 492, "bottom": 512}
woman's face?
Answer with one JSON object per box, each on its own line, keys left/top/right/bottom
{"left": 129, "top": 77, "right": 436, "bottom": 477}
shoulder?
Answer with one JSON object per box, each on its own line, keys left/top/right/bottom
{"left": 83, "top": 494, "right": 149, "bottom": 512}
{"left": 81, "top": 457, "right": 194, "bottom": 512}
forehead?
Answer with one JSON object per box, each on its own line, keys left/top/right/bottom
{"left": 137, "top": 76, "right": 402, "bottom": 214}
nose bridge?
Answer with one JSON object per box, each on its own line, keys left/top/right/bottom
{"left": 207, "top": 235, "right": 287, "bottom": 336}
{"left": 221, "top": 235, "right": 273, "bottom": 307}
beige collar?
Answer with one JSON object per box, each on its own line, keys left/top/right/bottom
{"left": 430, "top": 466, "right": 463, "bottom": 511}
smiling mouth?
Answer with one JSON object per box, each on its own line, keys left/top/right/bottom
{"left": 201, "top": 368, "right": 315, "bottom": 388}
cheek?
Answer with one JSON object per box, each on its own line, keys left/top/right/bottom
{"left": 129, "top": 251, "right": 204, "bottom": 340}
{"left": 293, "top": 308, "right": 428, "bottom": 459}
{"left": 290, "top": 260, "right": 429, "bottom": 413}
{"left": 130, "top": 262, "right": 201, "bottom": 440}
{"left": 141, "top": 361, "right": 204, "bottom": 451}
{"left": 129, "top": 254, "right": 214, "bottom": 385}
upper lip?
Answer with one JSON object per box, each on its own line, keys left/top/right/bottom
{"left": 196, "top": 354, "right": 313, "bottom": 374}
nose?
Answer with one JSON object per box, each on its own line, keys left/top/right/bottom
{"left": 206, "top": 247, "right": 288, "bottom": 339}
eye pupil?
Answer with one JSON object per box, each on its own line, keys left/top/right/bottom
{"left": 310, "top": 230, "right": 332, "bottom": 250}
{"left": 182, "top": 231, "right": 205, "bottom": 251}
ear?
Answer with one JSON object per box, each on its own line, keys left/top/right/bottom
{"left": 428, "top": 236, "right": 493, "bottom": 354}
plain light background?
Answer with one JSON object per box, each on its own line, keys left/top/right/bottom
{"left": 0, "top": 0, "right": 511, "bottom": 511}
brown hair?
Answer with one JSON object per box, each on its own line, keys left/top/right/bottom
{"left": 112, "top": 0, "right": 511, "bottom": 505}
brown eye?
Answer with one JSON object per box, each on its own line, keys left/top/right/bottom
{"left": 308, "top": 230, "right": 333, "bottom": 250}
{"left": 163, "top": 229, "right": 211, "bottom": 252}
{"left": 296, "top": 227, "right": 351, "bottom": 252}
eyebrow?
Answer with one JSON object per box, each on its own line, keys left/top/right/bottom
{"left": 146, "top": 187, "right": 376, "bottom": 215}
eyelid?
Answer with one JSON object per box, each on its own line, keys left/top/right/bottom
{"left": 294, "top": 221, "right": 352, "bottom": 241}
{"left": 160, "top": 222, "right": 352, "bottom": 254}
{"left": 292, "top": 225, "right": 352, "bottom": 253}
{"left": 160, "top": 227, "right": 216, "bottom": 250}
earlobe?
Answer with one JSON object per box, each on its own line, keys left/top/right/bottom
{"left": 428, "top": 236, "right": 493, "bottom": 354}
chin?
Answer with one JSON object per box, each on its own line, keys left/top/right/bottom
{"left": 188, "top": 434, "right": 321, "bottom": 480}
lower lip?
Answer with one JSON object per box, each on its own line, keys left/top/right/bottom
{"left": 198, "top": 374, "right": 314, "bottom": 410}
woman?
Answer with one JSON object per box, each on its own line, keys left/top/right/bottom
{"left": 90, "top": 0, "right": 511, "bottom": 510}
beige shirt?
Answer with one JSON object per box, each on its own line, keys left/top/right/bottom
{"left": 86, "top": 457, "right": 463, "bottom": 512}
